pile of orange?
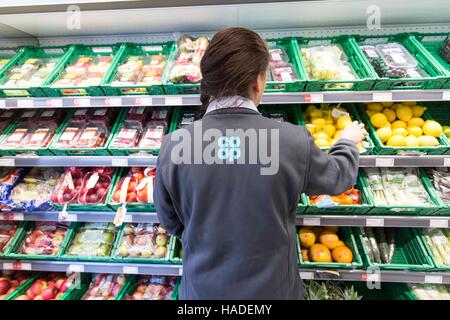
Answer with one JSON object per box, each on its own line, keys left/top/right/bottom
{"left": 299, "top": 226, "right": 353, "bottom": 263}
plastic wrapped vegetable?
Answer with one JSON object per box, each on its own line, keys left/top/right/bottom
{"left": 18, "top": 221, "right": 69, "bottom": 256}
{"left": 125, "top": 275, "right": 177, "bottom": 300}
{"left": 0, "top": 168, "right": 25, "bottom": 203}
{"left": 111, "top": 167, "right": 156, "bottom": 205}
{"left": 116, "top": 223, "right": 169, "bottom": 259}
{"left": 426, "top": 168, "right": 450, "bottom": 205}
{"left": 82, "top": 274, "right": 127, "bottom": 300}
{"left": 422, "top": 228, "right": 450, "bottom": 266}
{"left": 1, "top": 57, "right": 60, "bottom": 88}
{"left": 66, "top": 222, "right": 116, "bottom": 257}
{"left": 0, "top": 221, "right": 19, "bottom": 253}
{"left": 409, "top": 284, "right": 450, "bottom": 300}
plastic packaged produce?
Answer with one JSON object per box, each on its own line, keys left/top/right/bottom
{"left": 125, "top": 276, "right": 177, "bottom": 300}
{"left": 300, "top": 45, "right": 357, "bottom": 89}
{"left": 358, "top": 227, "right": 396, "bottom": 264}
{"left": 305, "top": 281, "right": 362, "bottom": 300}
{"left": 7, "top": 167, "right": 63, "bottom": 211}
{"left": 111, "top": 167, "right": 156, "bottom": 205}
{"left": 268, "top": 47, "right": 298, "bottom": 83}
{"left": 167, "top": 35, "right": 209, "bottom": 84}
{"left": 82, "top": 274, "right": 127, "bottom": 300}
{"left": 408, "top": 284, "right": 450, "bottom": 300}
{"left": 426, "top": 168, "right": 450, "bottom": 204}
{"left": 110, "top": 107, "right": 150, "bottom": 148}
{"left": 138, "top": 122, "right": 167, "bottom": 149}
{"left": 14, "top": 272, "right": 78, "bottom": 300}
{"left": 116, "top": 223, "right": 169, "bottom": 259}
{"left": 364, "top": 167, "right": 432, "bottom": 206}
{"left": 18, "top": 221, "right": 69, "bottom": 256}
{"left": 421, "top": 228, "right": 450, "bottom": 266}
{"left": 0, "top": 221, "right": 19, "bottom": 253}
{"left": 0, "top": 168, "right": 25, "bottom": 203}
{"left": 0, "top": 271, "right": 35, "bottom": 300}
{"left": 310, "top": 187, "right": 361, "bottom": 207}
{"left": 66, "top": 222, "right": 116, "bottom": 257}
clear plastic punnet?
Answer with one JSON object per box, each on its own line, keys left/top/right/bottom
{"left": 125, "top": 275, "right": 177, "bottom": 300}
{"left": 19, "top": 221, "right": 70, "bottom": 256}
{"left": 82, "top": 274, "right": 127, "bottom": 300}
{"left": 375, "top": 43, "right": 418, "bottom": 68}
{"left": 66, "top": 222, "right": 116, "bottom": 257}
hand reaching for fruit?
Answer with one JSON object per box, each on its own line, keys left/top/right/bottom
{"left": 340, "top": 121, "right": 367, "bottom": 144}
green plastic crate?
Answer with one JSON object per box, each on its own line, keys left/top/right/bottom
{"left": 0, "top": 221, "right": 27, "bottom": 257}
{"left": 169, "top": 237, "right": 182, "bottom": 265}
{"left": 350, "top": 282, "right": 411, "bottom": 300}
{"left": 421, "top": 167, "right": 450, "bottom": 216}
{"left": 295, "top": 35, "right": 375, "bottom": 92}
{"left": 2, "top": 272, "right": 42, "bottom": 300}
{"left": 0, "top": 46, "right": 73, "bottom": 97}
{"left": 111, "top": 223, "right": 172, "bottom": 264}
{"left": 49, "top": 108, "right": 125, "bottom": 156}
{"left": 101, "top": 42, "right": 173, "bottom": 96}
{"left": 0, "top": 48, "right": 24, "bottom": 76}
{"left": 361, "top": 168, "right": 441, "bottom": 215}
{"left": 51, "top": 167, "right": 120, "bottom": 212}
{"left": 299, "top": 104, "right": 375, "bottom": 155}
{"left": 302, "top": 175, "right": 374, "bottom": 215}
{"left": 107, "top": 107, "right": 175, "bottom": 156}
{"left": 416, "top": 228, "right": 450, "bottom": 272}
{"left": 358, "top": 103, "right": 448, "bottom": 155}
{"left": 43, "top": 44, "right": 123, "bottom": 96}
{"left": 356, "top": 227, "right": 435, "bottom": 271}
{"left": 415, "top": 33, "right": 450, "bottom": 89}
{"left": 297, "top": 226, "right": 364, "bottom": 269}
{"left": 422, "top": 102, "right": 450, "bottom": 155}
{"left": 353, "top": 33, "right": 448, "bottom": 90}
{"left": 118, "top": 275, "right": 179, "bottom": 300}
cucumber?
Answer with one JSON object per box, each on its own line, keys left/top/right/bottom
{"left": 375, "top": 228, "right": 390, "bottom": 264}
{"left": 359, "top": 227, "right": 374, "bottom": 262}
{"left": 365, "top": 227, "right": 382, "bottom": 263}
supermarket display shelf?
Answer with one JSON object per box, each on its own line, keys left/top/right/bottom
{"left": 0, "top": 260, "right": 182, "bottom": 276}
{"left": 296, "top": 215, "right": 450, "bottom": 228}
{"left": 0, "top": 155, "right": 450, "bottom": 168}
{"left": 0, "top": 90, "right": 450, "bottom": 109}
{"left": 299, "top": 269, "right": 450, "bottom": 285}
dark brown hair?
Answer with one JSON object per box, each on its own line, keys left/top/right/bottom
{"left": 200, "top": 27, "right": 269, "bottom": 107}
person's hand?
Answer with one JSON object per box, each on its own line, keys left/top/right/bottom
{"left": 340, "top": 121, "right": 368, "bottom": 144}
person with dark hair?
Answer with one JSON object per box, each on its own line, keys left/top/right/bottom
{"left": 154, "top": 27, "right": 366, "bottom": 300}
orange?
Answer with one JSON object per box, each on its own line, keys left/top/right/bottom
{"left": 309, "top": 244, "right": 332, "bottom": 263}
{"left": 319, "top": 231, "right": 340, "bottom": 250}
{"left": 332, "top": 246, "right": 353, "bottom": 263}
{"left": 336, "top": 240, "right": 345, "bottom": 247}
{"left": 299, "top": 228, "right": 316, "bottom": 248}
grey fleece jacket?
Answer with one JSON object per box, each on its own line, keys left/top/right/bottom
{"left": 154, "top": 107, "right": 359, "bottom": 300}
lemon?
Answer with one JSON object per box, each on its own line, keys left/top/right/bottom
{"left": 310, "top": 109, "right": 324, "bottom": 119}
{"left": 391, "top": 120, "right": 407, "bottom": 130}
{"left": 408, "top": 117, "right": 425, "bottom": 128}
{"left": 383, "top": 122, "right": 392, "bottom": 127}
{"left": 314, "top": 132, "right": 331, "bottom": 141}
{"left": 386, "top": 135, "right": 406, "bottom": 146}
{"left": 383, "top": 108, "right": 396, "bottom": 123}
{"left": 366, "top": 103, "right": 384, "bottom": 112}
{"left": 418, "top": 135, "right": 439, "bottom": 146}
{"left": 376, "top": 126, "right": 392, "bottom": 143}
{"left": 306, "top": 124, "right": 316, "bottom": 135}
{"left": 412, "top": 105, "right": 427, "bottom": 117}
{"left": 311, "top": 118, "right": 326, "bottom": 129}
{"left": 366, "top": 110, "right": 377, "bottom": 117}
{"left": 370, "top": 113, "right": 388, "bottom": 128}
{"left": 337, "top": 115, "right": 352, "bottom": 130}
{"left": 422, "top": 120, "right": 443, "bottom": 137}
{"left": 315, "top": 138, "right": 330, "bottom": 148}
{"left": 405, "top": 135, "right": 420, "bottom": 147}
{"left": 396, "top": 105, "right": 413, "bottom": 122}
{"left": 381, "top": 102, "right": 394, "bottom": 107}
{"left": 392, "top": 128, "right": 408, "bottom": 137}
{"left": 333, "top": 130, "right": 342, "bottom": 140}
{"left": 407, "top": 126, "right": 423, "bottom": 137}
{"left": 323, "top": 124, "right": 336, "bottom": 137}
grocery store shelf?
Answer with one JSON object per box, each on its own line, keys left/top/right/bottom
{"left": 296, "top": 215, "right": 450, "bottom": 228}
{"left": 0, "top": 260, "right": 182, "bottom": 276}
{"left": 299, "top": 269, "right": 450, "bottom": 284}
{"left": 0, "top": 90, "right": 450, "bottom": 109}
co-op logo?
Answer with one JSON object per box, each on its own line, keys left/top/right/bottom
{"left": 170, "top": 122, "right": 279, "bottom": 175}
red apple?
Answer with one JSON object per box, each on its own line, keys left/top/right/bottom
{"left": 41, "top": 288, "right": 55, "bottom": 300}
{"left": 55, "top": 279, "right": 64, "bottom": 290}
{"left": 15, "top": 295, "right": 29, "bottom": 300}
{"left": 0, "top": 294, "right": 7, "bottom": 300}
{"left": 0, "top": 279, "right": 11, "bottom": 295}
{"left": 34, "top": 295, "right": 44, "bottom": 300}
{"left": 59, "top": 280, "right": 71, "bottom": 293}
{"left": 132, "top": 291, "right": 143, "bottom": 300}
{"left": 10, "top": 280, "right": 19, "bottom": 288}
{"left": 26, "top": 288, "right": 35, "bottom": 300}
{"left": 6, "top": 287, "right": 15, "bottom": 294}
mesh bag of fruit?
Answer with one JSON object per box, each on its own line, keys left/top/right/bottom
{"left": 111, "top": 167, "right": 156, "bottom": 205}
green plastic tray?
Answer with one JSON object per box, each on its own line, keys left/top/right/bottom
{"left": 49, "top": 108, "right": 125, "bottom": 156}
{"left": 302, "top": 175, "right": 374, "bottom": 215}
{"left": 361, "top": 168, "right": 441, "bottom": 215}
{"left": 2, "top": 272, "right": 42, "bottom": 300}
{"left": 422, "top": 101, "right": 450, "bottom": 155}
{"left": 416, "top": 228, "right": 450, "bottom": 272}
{"left": 169, "top": 237, "right": 182, "bottom": 265}
{"left": 297, "top": 226, "right": 364, "bottom": 269}
{"left": 43, "top": 44, "right": 123, "bottom": 96}
{"left": 353, "top": 33, "right": 448, "bottom": 90}
{"left": 295, "top": 35, "right": 375, "bottom": 91}
{"left": 0, "top": 48, "right": 24, "bottom": 77}
{"left": 358, "top": 103, "right": 448, "bottom": 155}
{"left": 259, "top": 104, "right": 303, "bottom": 125}
{"left": 355, "top": 227, "right": 435, "bottom": 270}
{"left": 0, "top": 46, "right": 73, "bottom": 97}
{"left": 350, "top": 282, "right": 411, "bottom": 300}
{"left": 118, "top": 275, "right": 180, "bottom": 300}
{"left": 0, "top": 221, "right": 27, "bottom": 257}
{"left": 110, "top": 223, "right": 172, "bottom": 264}
{"left": 101, "top": 42, "right": 173, "bottom": 96}
{"left": 0, "top": 110, "right": 24, "bottom": 156}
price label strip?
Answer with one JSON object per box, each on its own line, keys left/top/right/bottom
{"left": 3, "top": 262, "right": 32, "bottom": 270}
{"left": 304, "top": 94, "right": 323, "bottom": 103}
{"left": 424, "top": 275, "right": 443, "bottom": 284}
{"left": 366, "top": 218, "right": 384, "bottom": 227}
{"left": 373, "top": 92, "right": 393, "bottom": 102}
{"left": 67, "top": 264, "right": 84, "bottom": 273}
{"left": 165, "top": 96, "right": 183, "bottom": 106}
{"left": 299, "top": 272, "right": 314, "bottom": 280}
{"left": 123, "top": 266, "right": 139, "bottom": 274}
{"left": 429, "top": 219, "right": 448, "bottom": 228}
{"left": 0, "top": 158, "right": 15, "bottom": 166}
{"left": 111, "top": 158, "right": 128, "bottom": 167}
{"left": 302, "top": 217, "right": 321, "bottom": 226}
{"left": 135, "top": 97, "right": 152, "bottom": 106}
{"left": 375, "top": 158, "right": 394, "bottom": 167}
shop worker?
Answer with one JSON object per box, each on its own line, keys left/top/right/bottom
{"left": 154, "top": 28, "right": 366, "bottom": 300}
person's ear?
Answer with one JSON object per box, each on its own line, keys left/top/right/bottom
{"left": 256, "top": 72, "right": 267, "bottom": 94}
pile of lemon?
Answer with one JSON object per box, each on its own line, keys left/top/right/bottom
{"left": 366, "top": 102, "right": 442, "bottom": 147}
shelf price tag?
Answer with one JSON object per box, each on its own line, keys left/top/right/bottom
{"left": 0, "top": 158, "right": 15, "bottom": 166}
{"left": 442, "top": 91, "right": 450, "bottom": 101}
{"left": 299, "top": 272, "right": 314, "bottom": 280}
{"left": 165, "top": 96, "right": 183, "bottom": 106}
{"left": 3, "top": 262, "right": 32, "bottom": 270}
{"left": 105, "top": 97, "right": 122, "bottom": 106}
{"left": 67, "top": 264, "right": 84, "bottom": 273}
{"left": 111, "top": 158, "right": 128, "bottom": 167}
{"left": 17, "top": 99, "right": 34, "bottom": 108}
{"left": 302, "top": 217, "right": 321, "bottom": 226}
{"left": 424, "top": 275, "right": 443, "bottom": 284}
{"left": 46, "top": 99, "right": 63, "bottom": 108}
{"left": 444, "top": 158, "right": 450, "bottom": 167}
{"left": 304, "top": 94, "right": 323, "bottom": 103}
{"left": 0, "top": 100, "right": 5, "bottom": 108}
{"left": 123, "top": 215, "right": 133, "bottom": 223}
{"left": 429, "top": 219, "right": 448, "bottom": 228}
{"left": 375, "top": 158, "right": 394, "bottom": 167}
{"left": 135, "top": 97, "right": 152, "bottom": 106}
{"left": 123, "top": 266, "right": 139, "bottom": 274}
{"left": 372, "top": 92, "right": 392, "bottom": 102}
{"left": 366, "top": 218, "right": 384, "bottom": 227}
{"left": 178, "top": 267, "right": 183, "bottom": 276}
{"left": 75, "top": 98, "right": 90, "bottom": 107}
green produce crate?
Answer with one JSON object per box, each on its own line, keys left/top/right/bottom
{"left": 0, "top": 48, "right": 24, "bottom": 76}
{"left": 101, "top": 42, "right": 173, "bottom": 96}
{"left": 2, "top": 272, "right": 41, "bottom": 300}
{"left": 49, "top": 108, "right": 125, "bottom": 156}
{"left": 422, "top": 101, "right": 450, "bottom": 155}
{"left": 107, "top": 107, "right": 175, "bottom": 156}
{"left": 59, "top": 222, "right": 121, "bottom": 262}
{"left": 51, "top": 167, "right": 120, "bottom": 212}
{"left": 106, "top": 167, "right": 156, "bottom": 212}
{"left": 0, "top": 46, "right": 73, "bottom": 97}
{"left": 43, "top": 44, "right": 123, "bottom": 97}
{"left": 297, "top": 199, "right": 307, "bottom": 214}
{"left": 302, "top": 175, "right": 374, "bottom": 215}
{"left": 353, "top": 33, "right": 448, "bottom": 90}
{"left": 295, "top": 35, "right": 375, "bottom": 92}
{"left": 6, "top": 221, "right": 74, "bottom": 261}
{"left": 350, "top": 282, "right": 411, "bottom": 300}
{"left": 265, "top": 38, "right": 305, "bottom": 92}
{"left": 299, "top": 104, "right": 374, "bottom": 155}
{"left": 0, "top": 110, "right": 24, "bottom": 156}
{"left": 416, "top": 228, "right": 450, "bottom": 272}
{"left": 361, "top": 168, "right": 442, "bottom": 215}
{"left": 0, "top": 221, "right": 27, "bottom": 257}
{"left": 297, "top": 226, "right": 363, "bottom": 269}
{"left": 118, "top": 275, "right": 179, "bottom": 300}
{"left": 169, "top": 237, "right": 182, "bottom": 265}
{"left": 358, "top": 103, "right": 448, "bottom": 155}
{"left": 421, "top": 166, "right": 450, "bottom": 216}
{"left": 416, "top": 33, "right": 450, "bottom": 89}
{"left": 355, "top": 227, "right": 435, "bottom": 270}
{"left": 111, "top": 223, "right": 172, "bottom": 264}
